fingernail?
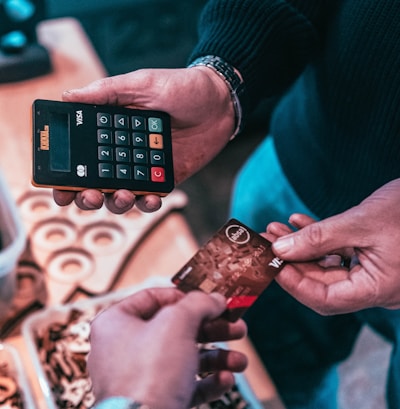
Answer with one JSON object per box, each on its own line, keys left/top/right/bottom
{"left": 319, "top": 254, "right": 343, "bottom": 268}
{"left": 115, "top": 197, "right": 129, "bottom": 209}
{"left": 81, "top": 198, "right": 98, "bottom": 210}
{"left": 144, "top": 200, "right": 162, "bottom": 212}
{"left": 273, "top": 236, "right": 294, "bottom": 253}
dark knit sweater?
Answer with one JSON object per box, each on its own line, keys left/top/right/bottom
{"left": 189, "top": 0, "right": 400, "bottom": 218}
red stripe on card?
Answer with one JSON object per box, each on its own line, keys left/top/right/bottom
{"left": 227, "top": 295, "right": 258, "bottom": 309}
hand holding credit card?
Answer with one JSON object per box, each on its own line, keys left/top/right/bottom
{"left": 171, "top": 219, "right": 285, "bottom": 321}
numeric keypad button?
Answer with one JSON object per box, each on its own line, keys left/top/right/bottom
{"left": 117, "top": 164, "right": 131, "bottom": 179}
{"left": 134, "top": 166, "right": 149, "bottom": 181}
{"left": 132, "top": 116, "right": 146, "bottom": 130}
{"left": 97, "top": 113, "right": 112, "bottom": 127}
{"left": 98, "top": 129, "right": 112, "bottom": 144}
{"left": 98, "top": 146, "right": 113, "bottom": 161}
{"left": 99, "top": 163, "right": 114, "bottom": 178}
{"left": 151, "top": 167, "right": 165, "bottom": 182}
{"left": 133, "top": 149, "right": 148, "bottom": 164}
{"left": 148, "top": 117, "right": 163, "bottom": 132}
{"left": 149, "top": 133, "right": 163, "bottom": 149}
{"left": 115, "top": 131, "right": 129, "bottom": 145}
{"left": 114, "top": 114, "right": 128, "bottom": 129}
{"left": 116, "top": 147, "right": 130, "bottom": 162}
{"left": 132, "top": 132, "right": 147, "bottom": 147}
{"left": 150, "top": 151, "right": 164, "bottom": 165}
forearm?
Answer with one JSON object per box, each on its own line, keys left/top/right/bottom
{"left": 189, "top": 0, "right": 331, "bottom": 119}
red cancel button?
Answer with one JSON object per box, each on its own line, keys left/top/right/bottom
{"left": 151, "top": 167, "right": 165, "bottom": 182}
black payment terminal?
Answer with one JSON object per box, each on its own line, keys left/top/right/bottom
{"left": 32, "top": 99, "right": 174, "bottom": 195}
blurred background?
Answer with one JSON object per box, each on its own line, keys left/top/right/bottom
{"left": 46, "top": 0, "right": 208, "bottom": 75}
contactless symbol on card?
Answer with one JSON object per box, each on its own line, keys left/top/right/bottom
{"left": 171, "top": 218, "right": 285, "bottom": 321}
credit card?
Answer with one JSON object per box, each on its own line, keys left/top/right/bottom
{"left": 171, "top": 218, "right": 285, "bottom": 321}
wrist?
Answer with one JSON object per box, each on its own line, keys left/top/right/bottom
{"left": 188, "top": 55, "right": 245, "bottom": 140}
{"left": 94, "top": 397, "right": 151, "bottom": 409}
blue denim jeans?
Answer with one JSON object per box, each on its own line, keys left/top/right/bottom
{"left": 230, "top": 136, "right": 400, "bottom": 409}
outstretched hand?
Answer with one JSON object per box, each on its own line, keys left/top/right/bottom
{"left": 53, "top": 67, "right": 235, "bottom": 213}
{"left": 88, "top": 288, "right": 247, "bottom": 409}
{"left": 264, "top": 179, "right": 400, "bottom": 315}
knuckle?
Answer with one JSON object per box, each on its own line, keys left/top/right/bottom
{"left": 303, "top": 223, "right": 325, "bottom": 248}
{"left": 95, "top": 77, "right": 119, "bottom": 104}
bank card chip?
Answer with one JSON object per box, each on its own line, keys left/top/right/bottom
{"left": 171, "top": 218, "right": 285, "bottom": 321}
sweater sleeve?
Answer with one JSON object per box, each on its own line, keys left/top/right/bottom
{"left": 189, "top": 0, "right": 334, "bottom": 118}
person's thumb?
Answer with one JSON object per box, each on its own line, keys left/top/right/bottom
{"left": 167, "top": 292, "right": 227, "bottom": 337}
{"left": 272, "top": 212, "right": 358, "bottom": 261}
{"left": 62, "top": 74, "right": 131, "bottom": 105}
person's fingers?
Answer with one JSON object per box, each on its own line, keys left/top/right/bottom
{"left": 262, "top": 221, "right": 293, "bottom": 243}
{"left": 104, "top": 191, "right": 135, "bottom": 214}
{"left": 198, "top": 348, "right": 248, "bottom": 374}
{"left": 114, "top": 289, "right": 226, "bottom": 325}
{"left": 287, "top": 213, "right": 316, "bottom": 229}
{"left": 73, "top": 190, "right": 104, "bottom": 210}
{"left": 62, "top": 75, "right": 134, "bottom": 106}
{"left": 114, "top": 287, "right": 185, "bottom": 320}
{"left": 135, "top": 195, "right": 163, "bottom": 213}
{"left": 272, "top": 211, "right": 365, "bottom": 261}
{"left": 261, "top": 232, "right": 279, "bottom": 243}
{"left": 53, "top": 190, "right": 76, "bottom": 206}
{"left": 191, "top": 371, "right": 237, "bottom": 407}
{"left": 266, "top": 221, "right": 294, "bottom": 236}
{"left": 198, "top": 319, "right": 247, "bottom": 343}
{"left": 158, "top": 292, "right": 227, "bottom": 337}
{"left": 275, "top": 263, "right": 374, "bottom": 314}
{"left": 283, "top": 262, "right": 350, "bottom": 284}
{"left": 53, "top": 187, "right": 162, "bottom": 214}
{"left": 318, "top": 254, "right": 345, "bottom": 268}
